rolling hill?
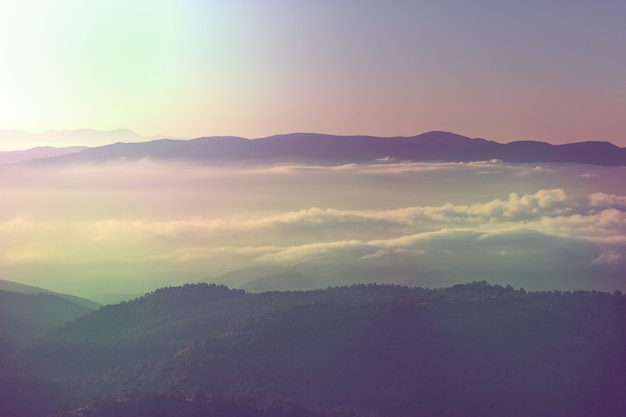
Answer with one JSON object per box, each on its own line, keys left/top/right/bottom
{"left": 0, "top": 279, "right": 101, "bottom": 310}
{"left": 0, "top": 146, "right": 88, "bottom": 164}
{"left": 23, "top": 131, "right": 626, "bottom": 166}
{"left": 4, "top": 282, "right": 625, "bottom": 417}
{"left": 0, "top": 290, "right": 94, "bottom": 356}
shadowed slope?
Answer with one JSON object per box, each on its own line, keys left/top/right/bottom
{"left": 9, "top": 283, "right": 625, "bottom": 417}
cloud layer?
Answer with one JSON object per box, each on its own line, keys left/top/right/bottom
{"left": 1, "top": 160, "right": 625, "bottom": 295}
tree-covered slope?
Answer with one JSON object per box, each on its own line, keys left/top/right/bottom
{"left": 42, "top": 283, "right": 427, "bottom": 345}
{"left": 0, "top": 290, "right": 93, "bottom": 355}
{"left": 5, "top": 283, "right": 626, "bottom": 417}
{"left": 0, "top": 279, "right": 101, "bottom": 310}
{"left": 112, "top": 288, "right": 626, "bottom": 417}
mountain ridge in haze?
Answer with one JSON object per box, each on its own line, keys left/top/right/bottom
{"left": 0, "top": 146, "right": 88, "bottom": 164}
{"left": 0, "top": 279, "right": 100, "bottom": 310}
{"left": 22, "top": 131, "right": 626, "bottom": 167}
{"left": 0, "top": 289, "right": 94, "bottom": 354}
{"left": 0, "top": 128, "right": 187, "bottom": 152}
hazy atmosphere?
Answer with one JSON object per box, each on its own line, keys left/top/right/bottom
{"left": 2, "top": 157, "right": 625, "bottom": 296}
{"left": 1, "top": 1, "right": 626, "bottom": 146}
{"left": 2, "top": 3, "right": 626, "bottom": 417}
{"left": 1, "top": 1, "right": 625, "bottom": 296}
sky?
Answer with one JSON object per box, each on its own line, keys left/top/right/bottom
{"left": 0, "top": 1, "right": 625, "bottom": 146}
{"left": 2, "top": 2, "right": 626, "bottom": 298}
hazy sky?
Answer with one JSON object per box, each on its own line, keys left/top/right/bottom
{"left": 1, "top": 1, "right": 625, "bottom": 145}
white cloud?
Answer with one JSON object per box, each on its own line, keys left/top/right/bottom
{"left": 4, "top": 188, "right": 626, "bottom": 265}
{"left": 593, "top": 251, "right": 623, "bottom": 264}
{"left": 589, "top": 192, "right": 626, "bottom": 209}
{"left": 3, "top": 160, "right": 626, "bottom": 294}
{"left": 253, "top": 240, "right": 368, "bottom": 264}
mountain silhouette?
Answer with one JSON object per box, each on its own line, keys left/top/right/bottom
{"left": 0, "top": 128, "right": 148, "bottom": 151}
{"left": 0, "top": 279, "right": 100, "bottom": 310}
{"left": 0, "top": 146, "right": 87, "bottom": 164}
{"left": 24, "top": 131, "right": 626, "bottom": 166}
{"left": 0, "top": 290, "right": 93, "bottom": 356}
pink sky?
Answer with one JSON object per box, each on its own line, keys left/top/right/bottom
{"left": 0, "top": 1, "right": 624, "bottom": 146}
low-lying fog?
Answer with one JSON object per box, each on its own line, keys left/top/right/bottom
{"left": 2, "top": 159, "right": 625, "bottom": 296}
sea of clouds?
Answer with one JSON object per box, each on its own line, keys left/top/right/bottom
{"left": 1, "top": 159, "right": 624, "bottom": 295}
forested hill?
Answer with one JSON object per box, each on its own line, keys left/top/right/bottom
{"left": 0, "top": 279, "right": 101, "bottom": 310}
{"left": 42, "top": 283, "right": 426, "bottom": 345}
{"left": 3, "top": 282, "right": 626, "bottom": 417}
{"left": 0, "top": 290, "right": 93, "bottom": 356}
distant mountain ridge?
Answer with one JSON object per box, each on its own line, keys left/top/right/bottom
{"left": 0, "top": 128, "right": 146, "bottom": 151}
{"left": 0, "top": 279, "right": 100, "bottom": 310}
{"left": 0, "top": 146, "right": 87, "bottom": 164}
{"left": 0, "top": 289, "right": 93, "bottom": 355}
{"left": 22, "top": 131, "right": 626, "bottom": 167}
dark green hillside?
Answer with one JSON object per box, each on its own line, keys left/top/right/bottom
{"left": 102, "top": 288, "right": 625, "bottom": 417}
{"left": 28, "top": 283, "right": 428, "bottom": 376}
{"left": 4, "top": 283, "right": 626, "bottom": 417}
{"left": 0, "top": 374, "right": 67, "bottom": 417}
{"left": 0, "top": 290, "right": 93, "bottom": 354}
{"left": 14, "top": 341, "right": 164, "bottom": 377}
{"left": 22, "top": 284, "right": 250, "bottom": 375}
{"left": 43, "top": 283, "right": 427, "bottom": 345}
{"left": 0, "top": 279, "right": 101, "bottom": 310}
{"left": 50, "top": 389, "right": 372, "bottom": 417}
{"left": 43, "top": 283, "right": 245, "bottom": 344}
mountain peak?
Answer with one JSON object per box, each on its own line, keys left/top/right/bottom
{"left": 416, "top": 130, "right": 472, "bottom": 139}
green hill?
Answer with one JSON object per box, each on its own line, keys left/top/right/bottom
{"left": 0, "top": 290, "right": 93, "bottom": 356}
